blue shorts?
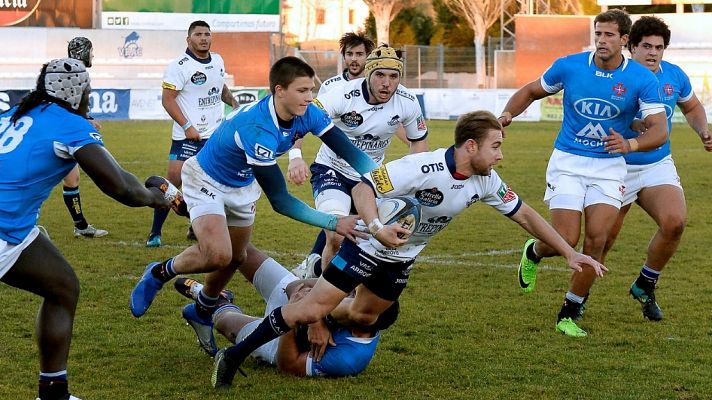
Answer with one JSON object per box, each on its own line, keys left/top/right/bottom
{"left": 310, "top": 163, "right": 359, "bottom": 215}
{"left": 322, "top": 240, "right": 414, "bottom": 301}
{"left": 169, "top": 139, "right": 206, "bottom": 161}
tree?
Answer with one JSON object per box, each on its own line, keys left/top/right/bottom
{"left": 363, "top": 0, "right": 416, "bottom": 45}
{"left": 430, "top": 0, "right": 473, "bottom": 47}
{"left": 442, "top": 0, "right": 512, "bottom": 87}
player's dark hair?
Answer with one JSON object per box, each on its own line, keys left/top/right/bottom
{"left": 454, "top": 110, "right": 502, "bottom": 147}
{"left": 361, "top": 301, "right": 400, "bottom": 333}
{"left": 8, "top": 63, "right": 84, "bottom": 125}
{"left": 269, "top": 56, "right": 315, "bottom": 94}
{"left": 628, "top": 16, "right": 670, "bottom": 50}
{"left": 594, "top": 9, "right": 631, "bottom": 36}
{"left": 340, "top": 32, "right": 375, "bottom": 58}
{"left": 188, "top": 20, "right": 210, "bottom": 35}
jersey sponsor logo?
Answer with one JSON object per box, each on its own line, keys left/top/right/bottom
{"left": 205, "top": 65, "right": 214, "bottom": 70}
{"left": 344, "top": 89, "right": 361, "bottom": 99}
{"left": 178, "top": 57, "right": 189, "bottom": 65}
{"left": 89, "top": 132, "right": 103, "bottom": 143}
{"left": 496, "top": 183, "right": 516, "bottom": 203}
{"left": 396, "top": 89, "right": 415, "bottom": 101}
{"left": 340, "top": 111, "right": 364, "bottom": 128}
{"left": 198, "top": 94, "right": 221, "bottom": 107}
{"left": 573, "top": 98, "right": 620, "bottom": 121}
{"left": 370, "top": 166, "right": 394, "bottom": 194}
{"left": 612, "top": 82, "right": 627, "bottom": 97}
{"left": 191, "top": 71, "right": 207, "bottom": 85}
{"left": 595, "top": 71, "right": 613, "bottom": 78}
{"left": 466, "top": 194, "right": 480, "bottom": 207}
{"left": 254, "top": 144, "right": 273, "bottom": 160}
{"left": 451, "top": 183, "right": 464, "bottom": 190}
{"left": 208, "top": 87, "right": 220, "bottom": 96}
{"left": 417, "top": 116, "right": 427, "bottom": 131}
{"left": 575, "top": 122, "right": 607, "bottom": 146}
{"left": 118, "top": 31, "right": 142, "bottom": 58}
{"left": 387, "top": 115, "right": 400, "bottom": 126}
{"left": 366, "top": 105, "right": 383, "bottom": 112}
{"left": 162, "top": 82, "right": 177, "bottom": 90}
{"left": 324, "top": 77, "right": 341, "bottom": 86}
{"left": 415, "top": 188, "right": 443, "bottom": 207}
{"left": 312, "top": 98, "right": 326, "bottom": 112}
{"left": 200, "top": 187, "right": 216, "bottom": 199}
{"left": 420, "top": 162, "right": 444, "bottom": 173}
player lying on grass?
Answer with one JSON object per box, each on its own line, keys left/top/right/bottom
{"left": 176, "top": 243, "right": 398, "bottom": 377}
{"left": 210, "top": 110, "right": 608, "bottom": 389}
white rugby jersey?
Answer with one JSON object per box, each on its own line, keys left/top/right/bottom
{"left": 313, "top": 78, "right": 428, "bottom": 181}
{"left": 162, "top": 49, "right": 227, "bottom": 140}
{"left": 360, "top": 147, "right": 522, "bottom": 262}
{"left": 317, "top": 70, "right": 350, "bottom": 97}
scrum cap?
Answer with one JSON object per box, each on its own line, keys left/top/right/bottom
{"left": 44, "top": 58, "right": 90, "bottom": 111}
{"left": 364, "top": 45, "right": 403, "bottom": 80}
{"left": 67, "top": 37, "right": 93, "bottom": 66}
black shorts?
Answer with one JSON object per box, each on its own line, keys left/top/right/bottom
{"left": 322, "top": 240, "right": 414, "bottom": 301}
{"left": 169, "top": 139, "right": 206, "bottom": 161}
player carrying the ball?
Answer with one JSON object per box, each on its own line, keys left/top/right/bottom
{"left": 211, "top": 110, "right": 608, "bottom": 388}
{"left": 129, "top": 56, "right": 378, "bottom": 357}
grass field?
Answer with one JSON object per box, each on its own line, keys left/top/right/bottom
{"left": 2, "top": 119, "right": 711, "bottom": 400}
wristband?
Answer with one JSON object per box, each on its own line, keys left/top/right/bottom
{"left": 628, "top": 138, "right": 639, "bottom": 152}
{"left": 368, "top": 218, "right": 384, "bottom": 236}
{"left": 288, "top": 148, "right": 303, "bottom": 161}
{"left": 181, "top": 121, "right": 192, "bottom": 131}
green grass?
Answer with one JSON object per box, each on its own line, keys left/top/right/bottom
{"left": 2, "top": 120, "right": 712, "bottom": 399}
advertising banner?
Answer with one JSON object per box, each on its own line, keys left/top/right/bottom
{"left": 101, "top": 0, "right": 280, "bottom": 31}
{"left": 1, "top": 0, "right": 92, "bottom": 28}
{"left": 88, "top": 89, "right": 131, "bottom": 120}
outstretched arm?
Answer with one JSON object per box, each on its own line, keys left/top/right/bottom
{"left": 74, "top": 144, "right": 168, "bottom": 208}
{"left": 253, "top": 164, "right": 366, "bottom": 241}
{"left": 319, "top": 126, "right": 378, "bottom": 175}
{"left": 509, "top": 202, "right": 608, "bottom": 276}
{"left": 498, "top": 79, "right": 550, "bottom": 127}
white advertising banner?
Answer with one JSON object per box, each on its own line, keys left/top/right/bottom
{"left": 102, "top": 12, "right": 280, "bottom": 32}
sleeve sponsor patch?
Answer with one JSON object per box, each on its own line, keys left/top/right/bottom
{"left": 496, "top": 183, "right": 517, "bottom": 203}
{"left": 254, "top": 143, "right": 274, "bottom": 161}
{"left": 417, "top": 116, "right": 427, "bottom": 131}
{"left": 162, "top": 82, "right": 177, "bottom": 90}
{"left": 312, "top": 98, "right": 327, "bottom": 112}
{"left": 370, "top": 166, "right": 394, "bottom": 194}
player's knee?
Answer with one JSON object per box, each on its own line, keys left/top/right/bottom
{"left": 203, "top": 248, "right": 233, "bottom": 270}
{"left": 660, "top": 213, "right": 686, "bottom": 239}
{"left": 349, "top": 310, "right": 379, "bottom": 327}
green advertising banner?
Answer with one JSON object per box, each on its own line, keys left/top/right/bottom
{"left": 101, "top": 0, "right": 280, "bottom": 31}
{"left": 103, "top": 0, "right": 279, "bottom": 14}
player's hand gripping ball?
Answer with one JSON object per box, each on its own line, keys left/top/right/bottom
{"left": 145, "top": 175, "right": 189, "bottom": 217}
{"left": 377, "top": 196, "right": 421, "bottom": 239}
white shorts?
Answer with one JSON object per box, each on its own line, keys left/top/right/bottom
{"left": 235, "top": 261, "right": 297, "bottom": 365}
{"left": 544, "top": 149, "right": 626, "bottom": 211}
{"left": 622, "top": 155, "right": 682, "bottom": 206}
{"left": 181, "top": 156, "right": 261, "bottom": 227}
{"left": 0, "top": 227, "right": 40, "bottom": 279}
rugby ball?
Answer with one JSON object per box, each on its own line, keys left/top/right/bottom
{"left": 145, "top": 175, "right": 189, "bottom": 217}
{"left": 377, "top": 196, "right": 421, "bottom": 239}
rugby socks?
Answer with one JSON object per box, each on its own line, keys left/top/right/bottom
{"left": 310, "top": 230, "right": 326, "bottom": 276}
{"left": 526, "top": 240, "right": 542, "bottom": 263}
{"left": 195, "top": 290, "right": 219, "bottom": 320}
{"left": 151, "top": 258, "right": 177, "bottom": 283}
{"left": 635, "top": 265, "right": 660, "bottom": 293}
{"left": 150, "top": 207, "right": 170, "bottom": 237}
{"left": 38, "top": 370, "right": 68, "bottom": 400}
{"left": 63, "top": 186, "right": 88, "bottom": 229}
{"left": 558, "top": 291, "right": 585, "bottom": 321}
{"left": 224, "top": 306, "right": 290, "bottom": 361}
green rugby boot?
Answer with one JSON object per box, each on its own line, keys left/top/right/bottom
{"left": 556, "top": 317, "right": 587, "bottom": 337}
{"left": 518, "top": 239, "right": 539, "bottom": 293}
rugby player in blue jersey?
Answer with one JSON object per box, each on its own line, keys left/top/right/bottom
{"left": 129, "top": 57, "right": 378, "bottom": 357}
{"left": 0, "top": 59, "right": 170, "bottom": 400}
{"left": 498, "top": 9, "right": 669, "bottom": 337}
{"left": 175, "top": 244, "right": 397, "bottom": 377}
{"left": 601, "top": 16, "right": 712, "bottom": 321}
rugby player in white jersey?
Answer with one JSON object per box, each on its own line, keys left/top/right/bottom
{"left": 291, "top": 45, "right": 429, "bottom": 278}
{"left": 211, "top": 110, "right": 607, "bottom": 387}
{"left": 146, "top": 20, "right": 237, "bottom": 248}
{"left": 601, "top": 16, "right": 712, "bottom": 321}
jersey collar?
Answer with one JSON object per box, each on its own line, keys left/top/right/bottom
{"left": 445, "top": 146, "right": 469, "bottom": 180}
{"left": 588, "top": 50, "right": 629, "bottom": 71}
{"left": 185, "top": 48, "right": 212, "bottom": 64}
{"left": 342, "top": 69, "right": 350, "bottom": 81}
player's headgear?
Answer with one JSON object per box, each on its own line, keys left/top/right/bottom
{"left": 67, "top": 37, "right": 93, "bottom": 67}
{"left": 43, "top": 58, "right": 90, "bottom": 111}
{"left": 364, "top": 44, "right": 403, "bottom": 81}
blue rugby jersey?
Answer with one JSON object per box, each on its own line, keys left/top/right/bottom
{"left": 307, "top": 327, "right": 380, "bottom": 377}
